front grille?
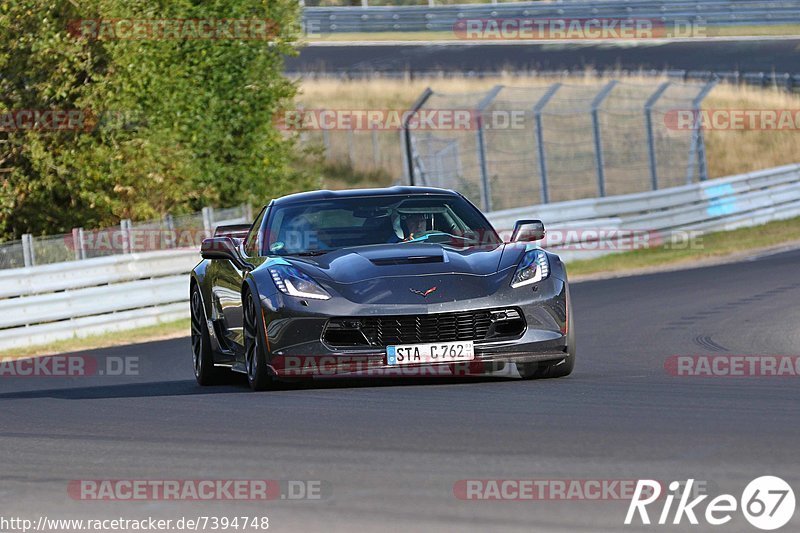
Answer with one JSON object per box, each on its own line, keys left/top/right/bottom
{"left": 323, "top": 308, "right": 525, "bottom": 348}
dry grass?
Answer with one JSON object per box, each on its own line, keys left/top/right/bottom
{"left": 702, "top": 83, "right": 800, "bottom": 178}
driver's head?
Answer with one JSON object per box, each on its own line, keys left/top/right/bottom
{"left": 402, "top": 213, "right": 428, "bottom": 237}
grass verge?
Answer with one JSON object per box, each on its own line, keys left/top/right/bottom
{"left": 567, "top": 216, "right": 800, "bottom": 278}
{"left": 0, "top": 318, "right": 190, "bottom": 360}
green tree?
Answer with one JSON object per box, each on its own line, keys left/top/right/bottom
{"left": 0, "top": 0, "right": 309, "bottom": 240}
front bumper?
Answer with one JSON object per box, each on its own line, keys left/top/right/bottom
{"left": 259, "top": 274, "right": 570, "bottom": 378}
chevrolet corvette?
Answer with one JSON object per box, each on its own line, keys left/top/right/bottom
{"left": 190, "top": 187, "right": 574, "bottom": 390}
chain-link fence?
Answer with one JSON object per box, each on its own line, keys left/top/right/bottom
{"left": 406, "top": 80, "right": 715, "bottom": 211}
{"left": 0, "top": 204, "right": 252, "bottom": 270}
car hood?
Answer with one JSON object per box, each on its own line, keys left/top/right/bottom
{"left": 276, "top": 244, "right": 522, "bottom": 305}
{"left": 288, "top": 243, "right": 522, "bottom": 284}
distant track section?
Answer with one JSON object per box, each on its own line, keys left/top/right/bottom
{"left": 287, "top": 38, "right": 800, "bottom": 80}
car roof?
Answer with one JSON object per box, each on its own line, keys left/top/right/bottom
{"left": 270, "top": 186, "right": 460, "bottom": 206}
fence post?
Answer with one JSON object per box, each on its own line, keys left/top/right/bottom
{"left": 244, "top": 203, "right": 253, "bottom": 222}
{"left": 121, "top": 219, "right": 132, "bottom": 254}
{"left": 590, "top": 80, "right": 618, "bottom": 197}
{"left": 202, "top": 207, "right": 214, "bottom": 236}
{"left": 403, "top": 88, "right": 433, "bottom": 186}
{"left": 73, "top": 228, "right": 86, "bottom": 259}
{"left": 21, "top": 234, "right": 35, "bottom": 267}
{"left": 71, "top": 228, "right": 80, "bottom": 260}
{"left": 644, "top": 81, "right": 671, "bottom": 190}
{"left": 475, "top": 85, "right": 503, "bottom": 212}
{"left": 686, "top": 79, "right": 717, "bottom": 184}
{"left": 164, "top": 213, "right": 176, "bottom": 249}
{"left": 400, "top": 130, "right": 410, "bottom": 184}
{"left": 532, "top": 83, "right": 561, "bottom": 204}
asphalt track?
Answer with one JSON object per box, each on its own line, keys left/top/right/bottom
{"left": 2, "top": 247, "right": 800, "bottom": 532}
{"left": 286, "top": 38, "right": 800, "bottom": 75}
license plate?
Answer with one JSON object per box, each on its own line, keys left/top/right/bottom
{"left": 386, "top": 341, "right": 475, "bottom": 366}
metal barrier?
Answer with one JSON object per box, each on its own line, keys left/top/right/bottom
{"left": 0, "top": 250, "right": 197, "bottom": 351}
{"left": 303, "top": 0, "right": 800, "bottom": 33}
{"left": 487, "top": 163, "right": 800, "bottom": 260}
{"left": 1, "top": 163, "right": 798, "bottom": 352}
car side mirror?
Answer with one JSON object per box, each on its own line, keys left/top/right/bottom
{"left": 511, "top": 220, "right": 546, "bottom": 242}
{"left": 201, "top": 236, "right": 253, "bottom": 270}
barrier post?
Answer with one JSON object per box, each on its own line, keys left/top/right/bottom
{"left": 644, "top": 81, "right": 671, "bottom": 190}
{"left": 532, "top": 83, "right": 561, "bottom": 204}
{"left": 475, "top": 85, "right": 503, "bottom": 212}
{"left": 590, "top": 80, "right": 618, "bottom": 197}
{"left": 21, "top": 234, "right": 35, "bottom": 267}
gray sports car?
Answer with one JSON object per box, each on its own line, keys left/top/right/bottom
{"left": 190, "top": 187, "right": 574, "bottom": 390}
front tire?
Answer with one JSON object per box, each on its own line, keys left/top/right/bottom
{"left": 191, "top": 285, "right": 226, "bottom": 386}
{"left": 243, "top": 290, "right": 274, "bottom": 391}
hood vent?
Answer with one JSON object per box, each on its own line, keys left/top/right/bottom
{"left": 369, "top": 255, "right": 444, "bottom": 266}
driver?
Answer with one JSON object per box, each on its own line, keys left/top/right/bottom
{"left": 400, "top": 212, "right": 431, "bottom": 241}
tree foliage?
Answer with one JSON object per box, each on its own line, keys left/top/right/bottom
{"left": 0, "top": 0, "right": 309, "bottom": 239}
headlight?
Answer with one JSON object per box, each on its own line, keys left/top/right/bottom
{"left": 511, "top": 249, "right": 550, "bottom": 288}
{"left": 268, "top": 265, "right": 331, "bottom": 300}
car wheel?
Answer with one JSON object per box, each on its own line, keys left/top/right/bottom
{"left": 243, "top": 290, "right": 274, "bottom": 391}
{"left": 191, "top": 285, "right": 226, "bottom": 386}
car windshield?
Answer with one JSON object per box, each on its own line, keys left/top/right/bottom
{"left": 264, "top": 194, "right": 500, "bottom": 256}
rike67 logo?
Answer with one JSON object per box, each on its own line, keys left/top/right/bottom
{"left": 625, "top": 477, "right": 795, "bottom": 530}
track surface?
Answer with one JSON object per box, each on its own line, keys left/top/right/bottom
{"left": 287, "top": 38, "right": 800, "bottom": 75}
{"left": 2, "top": 248, "right": 800, "bottom": 532}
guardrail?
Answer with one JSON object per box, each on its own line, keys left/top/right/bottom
{"left": 303, "top": 0, "right": 800, "bottom": 33}
{"left": 0, "top": 214, "right": 249, "bottom": 352}
{"left": 1, "top": 163, "right": 799, "bottom": 352}
{"left": 488, "top": 163, "right": 800, "bottom": 260}
{"left": 0, "top": 204, "right": 251, "bottom": 271}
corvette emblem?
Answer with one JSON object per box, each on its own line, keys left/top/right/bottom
{"left": 410, "top": 286, "right": 437, "bottom": 298}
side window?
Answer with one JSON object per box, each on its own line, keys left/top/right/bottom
{"left": 243, "top": 207, "right": 268, "bottom": 257}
